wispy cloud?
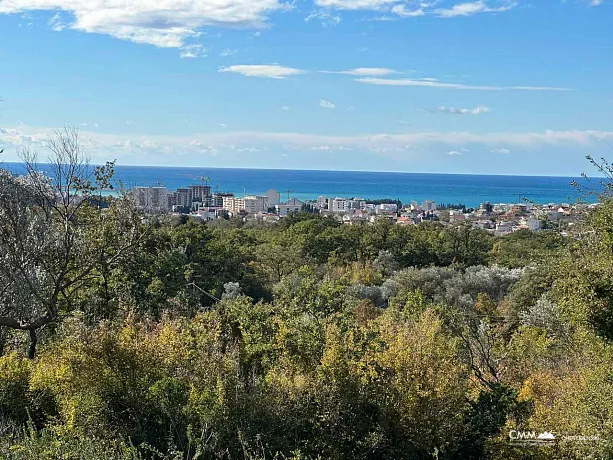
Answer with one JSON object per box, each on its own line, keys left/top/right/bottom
{"left": 435, "top": 105, "right": 490, "bottom": 115}
{"left": 305, "top": 9, "right": 342, "bottom": 25}
{"left": 435, "top": 1, "right": 517, "bottom": 17}
{"left": 326, "top": 67, "right": 399, "bottom": 76}
{"left": 491, "top": 147, "right": 511, "bottom": 154}
{"left": 312, "top": 0, "right": 516, "bottom": 20}
{"left": 448, "top": 150, "right": 462, "bottom": 156}
{"left": 319, "top": 99, "right": 336, "bottom": 109}
{"left": 180, "top": 44, "right": 207, "bottom": 59}
{"left": 356, "top": 77, "right": 572, "bottom": 91}
{"left": 219, "top": 64, "right": 305, "bottom": 79}
{"left": 220, "top": 48, "right": 238, "bottom": 57}
{"left": 48, "top": 12, "right": 65, "bottom": 31}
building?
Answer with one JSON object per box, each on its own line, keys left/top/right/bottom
{"left": 422, "top": 200, "right": 437, "bottom": 212}
{"left": 376, "top": 203, "right": 398, "bottom": 214}
{"left": 275, "top": 203, "right": 302, "bottom": 217}
{"left": 213, "top": 192, "right": 234, "bottom": 208}
{"left": 347, "top": 199, "right": 366, "bottom": 211}
{"left": 243, "top": 195, "right": 269, "bottom": 214}
{"left": 222, "top": 196, "right": 244, "bottom": 214}
{"left": 169, "top": 188, "right": 190, "bottom": 208}
{"left": 265, "top": 189, "right": 281, "bottom": 207}
{"left": 133, "top": 186, "right": 168, "bottom": 212}
{"left": 188, "top": 185, "right": 212, "bottom": 205}
{"left": 495, "top": 221, "right": 513, "bottom": 235}
{"left": 286, "top": 197, "right": 304, "bottom": 207}
{"left": 519, "top": 217, "right": 542, "bottom": 231}
{"left": 222, "top": 195, "right": 269, "bottom": 214}
{"left": 479, "top": 201, "right": 493, "bottom": 214}
{"left": 317, "top": 196, "right": 328, "bottom": 209}
{"left": 330, "top": 198, "right": 348, "bottom": 213}
{"left": 448, "top": 210, "right": 466, "bottom": 223}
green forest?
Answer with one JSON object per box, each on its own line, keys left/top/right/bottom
{"left": 1, "top": 132, "right": 612, "bottom": 459}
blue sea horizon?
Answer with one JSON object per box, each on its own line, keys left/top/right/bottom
{"left": 2, "top": 163, "right": 593, "bottom": 208}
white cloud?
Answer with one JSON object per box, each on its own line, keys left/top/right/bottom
{"left": 332, "top": 67, "right": 399, "bottom": 76}
{"left": 319, "top": 99, "right": 336, "bottom": 109}
{"left": 448, "top": 150, "right": 462, "bottom": 155}
{"left": 1, "top": 125, "right": 611, "bottom": 165}
{"left": 48, "top": 12, "right": 65, "bottom": 31}
{"left": 305, "top": 9, "right": 342, "bottom": 25}
{"left": 436, "top": 105, "right": 490, "bottom": 115}
{"left": 219, "top": 64, "right": 304, "bottom": 79}
{"left": 590, "top": 0, "right": 602, "bottom": 5}
{"left": 435, "top": 1, "right": 517, "bottom": 17}
{"left": 314, "top": 0, "right": 399, "bottom": 11}
{"left": 356, "top": 77, "right": 572, "bottom": 91}
{"left": 281, "top": 106, "right": 291, "bottom": 111}
{"left": 0, "top": 0, "right": 287, "bottom": 48}
{"left": 310, "top": 0, "right": 517, "bottom": 19}
{"left": 391, "top": 5, "right": 425, "bottom": 16}
{"left": 179, "top": 44, "right": 207, "bottom": 58}
{"left": 491, "top": 148, "right": 511, "bottom": 154}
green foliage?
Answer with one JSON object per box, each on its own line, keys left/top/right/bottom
{"left": 5, "top": 158, "right": 613, "bottom": 459}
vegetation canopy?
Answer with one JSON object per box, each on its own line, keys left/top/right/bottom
{"left": 0, "top": 135, "right": 612, "bottom": 459}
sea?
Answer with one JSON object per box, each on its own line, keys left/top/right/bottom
{"left": 2, "top": 163, "right": 593, "bottom": 208}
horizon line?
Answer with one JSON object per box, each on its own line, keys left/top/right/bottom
{"left": 1, "top": 161, "right": 593, "bottom": 180}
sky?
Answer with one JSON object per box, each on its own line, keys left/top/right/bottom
{"left": 0, "top": 0, "right": 612, "bottom": 175}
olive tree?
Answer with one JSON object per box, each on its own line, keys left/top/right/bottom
{"left": 0, "top": 127, "right": 144, "bottom": 358}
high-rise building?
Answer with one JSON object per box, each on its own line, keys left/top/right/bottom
{"left": 330, "top": 198, "right": 348, "bottom": 213}
{"left": 133, "top": 187, "right": 168, "bottom": 212}
{"left": 265, "top": 189, "right": 281, "bottom": 207}
{"left": 175, "top": 188, "right": 190, "bottom": 208}
{"left": 188, "top": 185, "right": 212, "bottom": 204}
{"left": 213, "top": 192, "right": 234, "bottom": 207}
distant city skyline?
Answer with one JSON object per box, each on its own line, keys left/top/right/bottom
{"left": 0, "top": 0, "right": 612, "bottom": 176}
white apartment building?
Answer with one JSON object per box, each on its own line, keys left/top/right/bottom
{"left": 243, "top": 195, "right": 269, "bottom": 214}
{"left": 519, "top": 217, "right": 542, "bottom": 231}
{"left": 317, "top": 196, "right": 328, "bottom": 209}
{"left": 330, "top": 198, "right": 348, "bottom": 213}
{"left": 376, "top": 203, "right": 398, "bottom": 214}
{"left": 222, "top": 196, "right": 243, "bottom": 214}
{"left": 222, "top": 195, "right": 268, "bottom": 214}
{"left": 133, "top": 186, "right": 168, "bottom": 212}
{"left": 275, "top": 203, "right": 302, "bottom": 217}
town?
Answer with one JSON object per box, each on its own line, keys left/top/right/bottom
{"left": 132, "top": 182, "right": 592, "bottom": 236}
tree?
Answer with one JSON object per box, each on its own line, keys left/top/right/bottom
{"left": 0, "top": 127, "right": 143, "bottom": 358}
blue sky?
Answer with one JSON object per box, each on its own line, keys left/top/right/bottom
{"left": 0, "top": 0, "right": 611, "bottom": 175}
